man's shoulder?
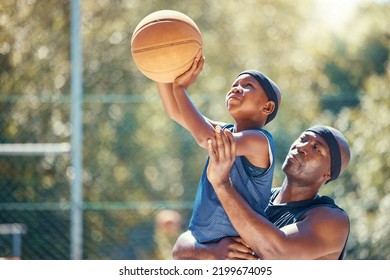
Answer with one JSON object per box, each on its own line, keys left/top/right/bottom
{"left": 302, "top": 205, "right": 350, "bottom": 250}
{"left": 302, "top": 204, "right": 349, "bottom": 224}
{"left": 297, "top": 194, "right": 349, "bottom": 224}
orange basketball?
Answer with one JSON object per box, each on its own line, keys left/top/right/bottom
{"left": 131, "top": 10, "right": 202, "bottom": 83}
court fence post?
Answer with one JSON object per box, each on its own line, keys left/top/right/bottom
{"left": 70, "top": 0, "right": 84, "bottom": 260}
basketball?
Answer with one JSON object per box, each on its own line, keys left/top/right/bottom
{"left": 131, "top": 10, "right": 202, "bottom": 83}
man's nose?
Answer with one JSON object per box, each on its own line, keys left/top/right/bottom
{"left": 296, "top": 143, "right": 308, "bottom": 155}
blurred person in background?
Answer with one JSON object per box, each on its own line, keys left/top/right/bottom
{"left": 154, "top": 209, "right": 182, "bottom": 259}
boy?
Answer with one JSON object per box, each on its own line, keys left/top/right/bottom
{"left": 157, "top": 55, "right": 281, "bottom": 243}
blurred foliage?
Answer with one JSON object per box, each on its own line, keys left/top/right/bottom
{"left": 0, "top": 0, "right": 389, "bottom": 259}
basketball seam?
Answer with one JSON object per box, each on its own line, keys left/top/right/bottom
{"left": 133, "top": 18, "right": 201, "bottom": 38}
{"left": 132, "top": 40, "right": 201, "bottom": 53}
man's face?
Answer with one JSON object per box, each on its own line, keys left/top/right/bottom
{"left": 282, "top": 131, "right": 332, "bottom": 184}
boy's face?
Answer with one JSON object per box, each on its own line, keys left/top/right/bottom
{"left": 225, "top": 74, "right": 269, "bottom": 118}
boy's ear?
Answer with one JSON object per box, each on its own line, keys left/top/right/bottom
{"left": 262, "top": 101, "right": 276, "bottom": 115}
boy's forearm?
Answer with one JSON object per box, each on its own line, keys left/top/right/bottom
{"left": 156, "top": 83, "right": 185, "bottom": 126}
{"left": 172, "top": 83, "right": 215, "bottom": 147}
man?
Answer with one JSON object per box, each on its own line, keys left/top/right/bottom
{"left": 172, "top": 125, "right": 351, "bottom": 260}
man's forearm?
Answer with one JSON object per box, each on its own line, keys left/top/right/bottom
{"left": 212, "top": 181, "right": 282, "bottom": 258}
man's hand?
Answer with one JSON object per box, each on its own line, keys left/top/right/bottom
{"left": 207, "top": 125, "right": 236, "bottom": 187}
{"left": 208, "top": 237, "right": 258, "bottom": 260}
{"left": 172, "top": 231, "right": 257, "bottom": 260}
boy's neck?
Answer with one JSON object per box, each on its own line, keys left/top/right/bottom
{"left": 234, "top": 120, "right": 265, "bottom": 132}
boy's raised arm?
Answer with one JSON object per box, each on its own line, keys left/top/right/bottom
{"left": 157, "top": 82, "right": 186, "bottom": 127}
{"left": 157, "top": 55, "right": 217, "bottom": 149}
{"left": 171, "top": 56, "right": 216, "bottom": 148}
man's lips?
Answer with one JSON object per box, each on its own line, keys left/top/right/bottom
{"left": 288, "top": 151, "right": 302, "bottom": 166}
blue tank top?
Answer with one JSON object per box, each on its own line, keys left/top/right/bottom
{"left": 189, "top": 124, "right": 276, "bottom": 243}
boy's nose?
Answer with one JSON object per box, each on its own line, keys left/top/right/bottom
{"left": 232, "top": 85, "right": 243, "bottom": 92}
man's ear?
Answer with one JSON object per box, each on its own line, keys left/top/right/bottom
{"left": 262, "top": 101, "right": 275, "bottom": 116}
{"left": 324, "top": 172, "right": 331, "bottom": 182}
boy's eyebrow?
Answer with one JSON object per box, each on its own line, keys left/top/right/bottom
{"left": 231, "top": 76, "right": 255, "bottom": 86}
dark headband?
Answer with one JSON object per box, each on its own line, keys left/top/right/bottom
{"left": 306, "top": 125, "right": 342, "bottom": 184}
{"left": 237, "top": 70, "right": 279, "bottom": 124}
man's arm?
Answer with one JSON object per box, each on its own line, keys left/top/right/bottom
{"left": 172, "top": 231, "right": 257, "bottom": 260}
{"left": 207, "top": 128, "right": 350, "bottom": 260}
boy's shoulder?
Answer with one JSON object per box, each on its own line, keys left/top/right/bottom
{"left": 222, "top": 123, "right": 271, "bottom": 135}
{"left": 222, "top": 124, "right": 275, "bottom": 144}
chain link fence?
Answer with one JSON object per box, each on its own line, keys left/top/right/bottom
{"left": 0, "top": 94, "right": 206, "bottom": 259}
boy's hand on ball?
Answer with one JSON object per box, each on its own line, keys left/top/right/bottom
{"left": 174, "top": 54, "right": 204, "bottom": 89}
